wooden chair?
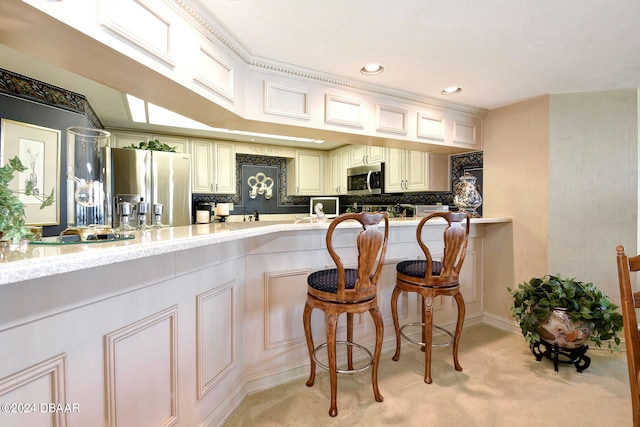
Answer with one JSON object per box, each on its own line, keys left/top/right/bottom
{"left": 303, "top": 212, "right": 389, "bottom": 417}
{"left": 616, "top": 245, "right": 640, "bottom": 427}
{"left": 391, "top": 211, "right": 470, "bottom": 384}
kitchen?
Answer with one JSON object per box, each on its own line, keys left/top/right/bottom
{"left": 1, "top": 1, "right": 639, "bottom": 426}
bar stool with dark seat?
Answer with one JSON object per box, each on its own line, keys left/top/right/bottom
{"left": 390, "top": 211, "right": 470, "bottom": 384}
{"left": 303, "top": 212, "right": 389, "bottom": 417}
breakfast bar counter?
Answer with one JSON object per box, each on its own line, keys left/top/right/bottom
{"left": 0, "top": 216, "right": 510, "bottom": 426}
{"left": 0, "top": 217, "right": 509, "bottom": 286}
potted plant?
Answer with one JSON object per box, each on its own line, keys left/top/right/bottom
{"left": 0, "top": 156, "right": 54, "bottom": 245}
{"left": 508, "top": 274, "right": 623, "bottom": 350}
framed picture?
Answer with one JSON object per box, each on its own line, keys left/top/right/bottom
{"left": 1, "top": 119, "right": 61, "bottom": 225}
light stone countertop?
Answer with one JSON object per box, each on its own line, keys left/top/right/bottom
{"left": 0, "top": 217, "right": 510, "bottom": 286}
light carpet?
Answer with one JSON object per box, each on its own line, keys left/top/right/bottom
{"left": 222, "top": 325, "right": 632, "bottom": 426}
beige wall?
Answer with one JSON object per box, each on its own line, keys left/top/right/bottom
{"left": 482, "top": 96, "right": 550, "bottom": 320}
{"left": 482, "top": 90, "right": 639, "bottom": 322}
{"left": 548, "top": 90, "right": 639, "bottom": 304}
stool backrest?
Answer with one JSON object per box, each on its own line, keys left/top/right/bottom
{"left": 416, "top": 212, "right": 470, "bottom": 285}
{"left": 326, "top": 212, "right": 389, "bottom": 301}
{"left": 616, "top": 245, "right": 640, "bottom": 426}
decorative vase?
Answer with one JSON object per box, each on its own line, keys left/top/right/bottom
{"left": 537, "top": 308, "right": 593, "bottom": 349}
{"left": 453, "top": 172, "right": 482, "bottom": 217}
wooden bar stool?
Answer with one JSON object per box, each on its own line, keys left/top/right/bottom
{"left": 303, "top": 212, "right": 389, "bottom": 417}
{"left": 390, "top": 211, "right": 470, "bottom": 384}
{"left": 616, "top": 245, "right": 640, "bottom": 427}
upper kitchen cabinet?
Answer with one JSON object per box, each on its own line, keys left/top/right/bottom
{"left": 327, "top": 146, "right": 350, "bottom": 195}
{"left": 288, "top": 149, "right": 325, "bottom": 195}
{"left": 109, "top": 132, "right": 188, "bottom": 152}
{"left": 151, "top": 136, "right": 188, "bottom": 153}
{"left": 349, "top": 145, "right": 385, "bottom": 166}
{"left": 385, "top": 148, "right": 451, "bottom": 193}
{"left": 109, "top": 131, "right": 149, "bottom": 149}
{"left": 385, "top": 148, "right": 429, "bottom": 193}
{"left": 191, "top": 140, "right": 236, "bottom": 194}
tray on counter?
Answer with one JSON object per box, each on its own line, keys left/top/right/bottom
{"left": 30, "top": 234, "right": 135, "bottom": 245}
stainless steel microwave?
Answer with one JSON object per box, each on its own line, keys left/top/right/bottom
{"left": 347, "top": 163, "right": 384, "bottom": 195}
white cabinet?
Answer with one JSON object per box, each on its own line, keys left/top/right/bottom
{"left": 151, "top": 135, "right": 188, "bottom": 153}
{"left": 191, "top": 140, "right": 236, "bottom": 194}
{"left": 288, "top": 149, "right": 325, "bottom": 195}
{"left": 385, "top": 147, "right": 429, "bottom": 193}
{"left": 108, "top": 131, "right": 188, "bottom": 153}
{"left": 109, "top": 131, "right": 149, "bottom": 149}
{"left": 327, "top": 146, "right": 350, "bottom": 195}
{"left": 349, "top": 145, "right": 385, "bottom": 166}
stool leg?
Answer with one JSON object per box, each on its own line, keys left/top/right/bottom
{"left": 423, "top": 295, "right": 434, "bottom": 384}
{"left": 369, "top": 306, "right": 384, "bottom": 403}
{"left": 325, "top": 312, "right": 339, "bottom": 417}
{"left": 391, "top": 285, "right": 402, "bottom": 361}
{"left": 303, "top": 302, "right": 316, "bottom": 387}
{"left": 347, "top": 312, "right": 354, "bottom": 371}
{"left": 452, "top": 292, "right": 465, "bottom": 372}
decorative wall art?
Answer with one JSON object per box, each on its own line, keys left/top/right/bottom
{"left": 1, "top": 118, "right": 61, "bottom": 225}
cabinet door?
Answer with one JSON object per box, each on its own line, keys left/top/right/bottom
{"left": 338, "top": 147, "right": 350, "bottom": 194}
{"left": 349, "top": 145, "right": 367, "bottom": 166}
{"left": 384, "top": 147, "right": 405, "bottom": 193}
{"left": 214, "top": 143, "right": 236, "bottom": 194}
{"left": 405, "top": 151, "right": 429, "bottom": 192}
{"left": 151, "top": 135, "right": 188, "bottom": 153}
{"left": 328, "top": 147, "right": 349, "bottom": 195}
{"left": 109, "top": 131, "right": 149, "bottom": 149}
{"left": 367, "top": 145, "right": 386, "bottom": 163}
{"left": 191, "top": 140, "right": 214, "bottom": 193}
{"left": 294, "top": 150, "right": 324, "bottom": 195}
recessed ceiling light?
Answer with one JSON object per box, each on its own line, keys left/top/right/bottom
{"left": 441, "top": 86, "right": 462, "bottom": 95}
{"left": 360, "top": 63, "right": 384, "bottom": 75}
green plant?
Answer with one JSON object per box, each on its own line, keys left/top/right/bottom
{"left": 125, "top": 139, "right": 176, "bottom": 152}
{"left": 508, "top": 274, "right": 623, "bottom": 349}
{"left": 0, "top": 156, "right": 54, "bottom": 244}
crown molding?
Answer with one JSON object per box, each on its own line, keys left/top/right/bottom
{"left": 170, "top": 0, "right": 486, "bottom": 117}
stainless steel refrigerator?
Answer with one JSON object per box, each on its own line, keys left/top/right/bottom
{"left": 110, "top": 147, "right": 192, "bottom": 227}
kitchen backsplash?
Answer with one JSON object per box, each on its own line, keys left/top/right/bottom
{"left": 192, "top": 151, "right": 483, "bottom": 217}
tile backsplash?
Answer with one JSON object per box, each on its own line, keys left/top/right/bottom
{"left": 192, "top": 151, "right": 483, "bottom": 217}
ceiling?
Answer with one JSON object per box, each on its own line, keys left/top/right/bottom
{"left": 2, "top": 0, "right": 640, "bottom": 150}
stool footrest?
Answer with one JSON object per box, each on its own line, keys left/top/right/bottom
{"left": 313, "top": 341, "right": 374, "bottom": 374}
{"left": 399, "top": 322, "right": 454, "bottom": 348}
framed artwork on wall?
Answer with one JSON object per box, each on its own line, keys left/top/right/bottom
{"left": 1, "top": 118, "right": 61, "bottom": 225}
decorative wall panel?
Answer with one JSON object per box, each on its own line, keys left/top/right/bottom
{"left": 196, "top": 281, "right": 236, "bottom": 399}
{"left": 325, "top": 94, "right": 364, "bottom": 128}
{"left": 263, "top": 269, "right": 310, "bottom": 349}
{"left": 453, "top": 119, "right": 477, "bottom": 146}
{"left": 264, "top": 81, "right": 310, "bottom": 119}
{"left": 417, "top": 112, "right": 445, "bottom": 141}
{"left": 100, "top": 0, "right": 174, "bottom": 68}
{"left": 104, "top": 306, "right": 178, "bottom": 427}
{"left": 376, "top": 105, "right": 408, "bottom": 134}
{"left": 194, "top": 44, "right": 234, "bottom": 101}
{"left": 0, "top": 354, "right": 68, "bottom": 427}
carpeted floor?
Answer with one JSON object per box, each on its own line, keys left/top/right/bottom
{"left": 222, "top": 325, "right": 632, "bottom": 426}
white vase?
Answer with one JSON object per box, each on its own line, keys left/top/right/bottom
{"left": 453, "top": 172, "right": 482, "bottom": 217}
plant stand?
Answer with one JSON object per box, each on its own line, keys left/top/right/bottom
{"left": 530, "top": 339, "right": 591, "bottom": 372}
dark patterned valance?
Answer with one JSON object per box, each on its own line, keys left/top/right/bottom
{"left": 0, "top": 68, "right": 103, "bottom": 128}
